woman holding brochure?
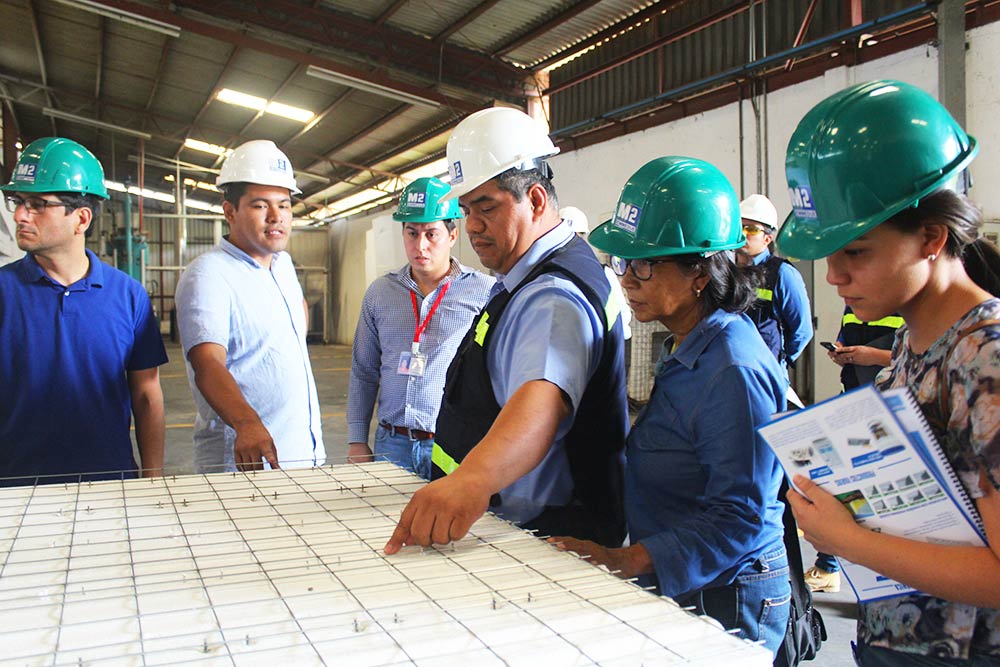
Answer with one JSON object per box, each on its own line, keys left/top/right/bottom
{"left": 780, "top": 80, "right": 1000, "bottom": 666}
{"left": 551, "top": 157, "right": 791, "bottom": 657}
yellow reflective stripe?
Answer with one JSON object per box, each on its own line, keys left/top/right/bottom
{"left": 473, "top": 311, "right": 490, "bottom": 346}
{"left": 431, "top": 442, "right": 459, "bottom": 475}
{"left": 842, "top": 313, "right": 904, "bottom": 328}
{"left": 756, "top": 287, "right": 773, "bottom": 302}
{"left": 604, "top": 293, "right": 620, "bottom": 333}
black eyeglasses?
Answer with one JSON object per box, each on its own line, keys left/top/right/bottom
{"left": 610, "top": 256, "right": 675, "bottom": 281}
{"left": 5, "top": 195, "right": 72, "bottom": 214}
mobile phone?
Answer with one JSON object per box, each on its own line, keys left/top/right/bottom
{"left": 820, "top": 341, "right": 838, "bottom": 352}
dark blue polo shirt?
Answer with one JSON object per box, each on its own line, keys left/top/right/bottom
{"left": 0, "top": 249, "right": 168, "bottom": 484}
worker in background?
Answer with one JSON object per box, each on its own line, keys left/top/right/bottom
{"left": 385, "top": 108, "right": 628, "bottom": 553}
{"left": 347, "top": 177, "right": 493, "bottom": 478}
{"left": 0, "top": 137, "right": 167, "bottom": 484}
{"left": 561, "top": 205, "right": 632, "bottom": 340}
{"left": 737, "top": 194, "right": 813, "bottom": 406}
{"left": 175, "top": 140, "right": 325, "bottom": 472}
{"left": 806, "top": 306, "right": 903, "bottom": 593}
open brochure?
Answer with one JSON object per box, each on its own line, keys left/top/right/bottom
{"left": 757, "top": 384, "right": 985, "bottom": 602}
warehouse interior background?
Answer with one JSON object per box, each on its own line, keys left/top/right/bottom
{"left": 5, "top": 2, "right": 1000, "bottom": 665}
{"left": 3, "top": 0, "right": 1000, "bottom": 405}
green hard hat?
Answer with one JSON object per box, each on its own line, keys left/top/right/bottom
{"left": 393, "top": 177, "right": 461, "bottom": 223}
{"left": 589, "top": 156, "right": 745, "bottom": 259}
{"left": 1, "top": 137, "right": 109, "bottom": 199}
{"left": 779, "top": 80, "right": 977, "bottom": 260}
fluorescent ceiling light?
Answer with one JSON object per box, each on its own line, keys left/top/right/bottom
{"left": 42, "top": 108, "right": 152, "bottom": 140}
{"left": 216, "top": 88, "right": 314, "bottom": 123}
{"left": 184, "top": 138, "right": 233, "bottom": 157}
{"left": 163, "top": 174, "right": 219, "bottom": 192}
{"left": 104, "top": 180, "right": 223, "bottom": 212}
{"left": 306, "top": 65, "right": 441, "bottom": 110}
{"left": 52, "top": 0, "right": 181, "bottom": 38}
{"left": 309, "top": 188, "right": 393, "bottom": 220}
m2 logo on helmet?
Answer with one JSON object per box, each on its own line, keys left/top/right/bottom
{"left": 406, "top": 192, "right": 427, "bottom": 209}
{"left": 268, "top": 158, "right": 290, "bottom": 174}
{"left": 789, "top": 185, "right": 817, "bottom": 219}
{"left": 613, "top": 202, "right": 641, "bottom": 234}
{"left": 15, "top": 163, "right": 37, "bottom": 183}
{"left": 451, "top": 161, "right": 464, "bottom": 185}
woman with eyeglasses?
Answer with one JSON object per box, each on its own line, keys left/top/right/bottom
{"left": 780, "top": 81, "right": 1000, "bottom": 667}
{"left": 551, "top": 156, "right": 791, "bottom": 658}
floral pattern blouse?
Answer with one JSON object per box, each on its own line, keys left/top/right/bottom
{"left": 863, "top": 298, "right": 1000, "bottom": 659}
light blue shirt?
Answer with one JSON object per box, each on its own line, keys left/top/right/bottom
{"left": 752, "top": 248, "right": 813, "bottom": 363}
{"left": 175, "top": 238, "right": 325, "bottom": 472}
{"left": 627, "top": 309, "right": 787, "bottom": 599}
{"left": 347, "top": 258, "right": 494, "bottom": 443}
{"left": 487, "top": 222, "right": 604, "bottom": 523}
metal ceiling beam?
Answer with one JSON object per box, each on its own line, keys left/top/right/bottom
{"left": 27, "top": 0, "right": 57, "bottom": 135}
{"left": 173, "top": 44, "right": 242, "bottom": 160}
{"left": 170, "top": 0, "right": 524, "bottom": 105}
{"left": 282, "top": 89, "right": 354, "bottom": 146}
{"left": 0, "top": 72, "right": 399, "bottom": 184}
{"left": 434, "top": 0, "right": 504, "bottom": 42}
{"left": 70, "top": 0, "right": 494, "bottom": 113}
{"left": 375, "top": 0, "right": 410, "bottom": 26}
{"left": 303, "top": 104, "right": 410, "bottom": 176}
{"left": 544, "top": 0, "right": 749, "bottom": 97}
{"left": 494, "top": 0, "right": 604, "bottom": 57}
{"left": 531, "top": 0, "right": 690, "bottom": 72}
{"left": 784, "top": 0, "right": 820, "bottom": 72}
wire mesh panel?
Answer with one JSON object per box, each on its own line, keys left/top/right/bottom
{"left": 0, "top": 463, "right": 770, "bottom": 666}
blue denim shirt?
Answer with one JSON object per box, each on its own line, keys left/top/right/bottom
{"left": 628, "top": 309, "right": 787, "bottom": 599}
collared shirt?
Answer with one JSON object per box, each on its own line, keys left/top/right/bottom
{"left": 175, "top": 238, "right": 325, "bottom": 472}
{"left": 0, "top": 249, "right": 167, "bottom": 483}
{"left": 487, "top": 222, "right": 604, "bottom": 523}
{"left": 627, "top": 309, "right": 787, "bottom": 599}
{"left": 347, "top": 258, "right": 493, "bottom": 443}
{"left": 751, "top": 248, "right": 813, "bottom": 362}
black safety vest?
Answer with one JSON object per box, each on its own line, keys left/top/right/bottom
{"left": 839, "top": 309, "right": 903, "bottom": 390}
{"left": 747, "top": 254, "right": 788, "bottom": 363}
{"left": 431, "top": 235, "right": 628, "bottom": 547}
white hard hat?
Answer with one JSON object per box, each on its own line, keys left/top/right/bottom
{"left": 560, "top": 206, "right": 589, "bottom": 235}
{"left": 217, "top": 140, "right": 301, "bottom": 194}
{"left": 739, "top": 194, "right": 778, "bottom": 231}
{"left": 444, "top": 107, "right": 559, "bottom": 201}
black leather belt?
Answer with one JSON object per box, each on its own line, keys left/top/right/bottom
{"left": 380, "top": 422, "right": 434, "bottom": 440}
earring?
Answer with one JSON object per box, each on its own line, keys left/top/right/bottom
{"left": 928, "top": 253, "right": 937, "bottom": 262}
{"left": 694, "top": 288, "right": 702, "bottom": 298}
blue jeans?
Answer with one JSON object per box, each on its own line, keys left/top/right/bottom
{"left": 374, "top": 426, "right": 433, "bottom": 480}
{"left": 853, "top": 641, "right": 1000, "bottom": 667}
{"left": 815, "top": 551, "right": 841, "bottom": 573}
{"left": 677, "top": 546, "right": 791, "bottom": 657}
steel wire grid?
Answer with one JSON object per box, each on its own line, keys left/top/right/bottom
{"left": 0, "top": 462, "right": 771, "bottom": 666}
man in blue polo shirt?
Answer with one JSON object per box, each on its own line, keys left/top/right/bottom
{"left": 0, "top": 137, "right": 167, "bottom": 485}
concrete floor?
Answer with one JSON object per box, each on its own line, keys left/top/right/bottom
{"left": 159, "top": 341, "right": 859, "bottom": 666}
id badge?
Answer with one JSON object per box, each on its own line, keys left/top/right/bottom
{"left": 398, "top": 350, "right": 427, "bottom": 377}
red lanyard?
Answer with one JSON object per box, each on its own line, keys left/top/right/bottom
{"left": 410, "top": 281, "right": 451, "bottom": 346}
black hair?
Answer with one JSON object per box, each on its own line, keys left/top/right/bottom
{"left": 885, "top": 189, "right": 981, "bottom": 257}
{"left": 493, "top": 165, "right": 558, "bottom": 209}
{"left": 55, "top": 192, "right": 103, "bottom": 238}
{"left": 963, "top": 238, "right": 1000, "bottom": 296}
{"left": 885, "top": 188, "right": 1000, "bottom": 295}
{"left": 220, "top": 182, "right": 250, "bottom": 208}
{"left": 672, "top": 251, "right": 763, "bottom": 318}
